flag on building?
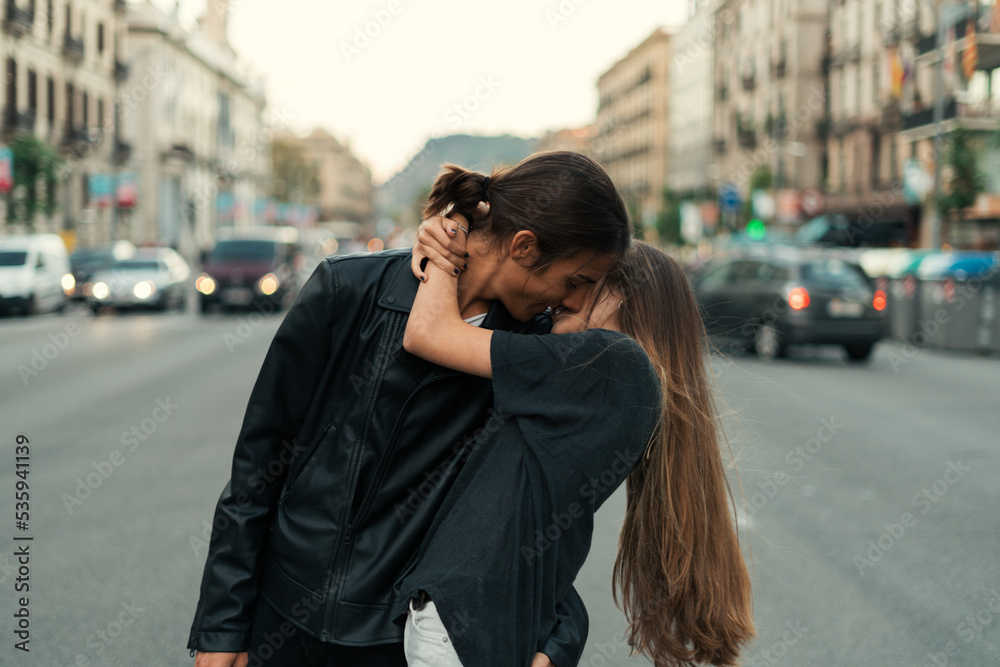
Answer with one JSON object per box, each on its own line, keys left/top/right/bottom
{"left": 963, "top": 19, "right": 978, "bottom": 80}
{"left": 889, "top": 45, "right": 905, "bottom": 99}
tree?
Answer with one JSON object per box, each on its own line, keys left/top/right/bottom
{"left": 7, "top": 134, "right": 61, "bottom": 229}
{"left": 936, "top": 128, "right": 984, "bottom": 226}
{"left": 271, "top": 138, "right": 319, "bottom": 205}
{"left": 743, "top": 166, "right": 773, "bottom": 222}
{"left": 656, "top": 188, "right": 681, "bottom": 245}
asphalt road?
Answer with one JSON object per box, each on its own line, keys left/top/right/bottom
{"left": 0, "top": 303, "right": 996, "bottom": 666}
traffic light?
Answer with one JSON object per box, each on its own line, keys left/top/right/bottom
{"left": 746, "top": 218, "right": 766, "bottom": 240}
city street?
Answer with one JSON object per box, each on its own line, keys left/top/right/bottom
{"left": 0, "top": 305, "right": 997, "bottom": 666}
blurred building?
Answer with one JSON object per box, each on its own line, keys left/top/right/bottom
{"left": 535, "top": 125, "right": 596, "bottom": 155}
{"left": 594, "top": 28, "right": 672, "bottom": 229}
{"left": 0, "top": 0, "right": 128, "bottom": 245}
{"left": 711, "top": 0, "right": 827, "bottom": 207}
{"left": 124, "top": 0, "right": 268, "bottom": 258}
{"left": 299, "top": 128, "right": 373, "bottom": 224}
{"left": 893, "top": 2, "right": 1000, "bottom": 248}
{"left": 670, "top": 0, "right": 715, "bottom": 195}
{"left": 823, "top": 0, "right": 933, "bottom": 243}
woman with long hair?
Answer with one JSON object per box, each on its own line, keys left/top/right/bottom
{"left": 396, "top": 227, "right": 755, "bottom": 666}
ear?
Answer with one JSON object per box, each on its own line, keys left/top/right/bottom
{"left": 508, "top": 230, "right": 539, "bottom": 266}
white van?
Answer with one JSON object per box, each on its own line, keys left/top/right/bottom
{"left": 0, "top": 234, "right": 73, "bottom": 315}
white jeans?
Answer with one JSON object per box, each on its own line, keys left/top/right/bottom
{"left": 404, "top": 599, "right": 465, "bottom": 667}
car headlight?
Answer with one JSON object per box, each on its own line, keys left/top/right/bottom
{"left": 61, "top": 274, "right": 76, "bottom": 293}
{"left": 257, "top": 273, "right": 279, "bottom": 296}
{"left": 133, "top": 281, "right": 156, "bottom": 300}
{"left": 196, "top": 274, "right": 217, "bottom": 295}
{"left": 92, "top": 282, "right": 110, "bottom": 300}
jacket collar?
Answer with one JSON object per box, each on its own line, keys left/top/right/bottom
{"left": 377, "top": 253, "right": 531, "bottom": 333}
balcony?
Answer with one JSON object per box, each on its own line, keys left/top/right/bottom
{"left": 114, "top": 0, "right": 128, "bottom": 16}
{"left": 901, "top": 97, "right": 1000, "bottom": 138}
{"left": 715, "top": 83, "right": 728, "bottom": 102}
{"left": 114, "top": 60, "right": 129, "bottom": 83}
{"left": 741, "top": 71, "right": 756, "bottom": 92}
{"left": 880, "top": 102, "right": 902, "bottom": 130}
{"left": 915, "top": 10, "right": 1000, "bottom": 71}
{"left": 63, "top": 34, "right": 85, "bottom": 63}
{"left": 114, "top": 140, "right": 132, "bottom": 165}
{"left": 2, "top": 107, "right": 36, "bottom": 134}
{"left": 3, "top": 1, "right": 34, "bottom": 37}
{"left": 772, "top": 58, "right": 787, "bottom": 79}
{"left": 713, "top": 137, "right": 727, "bottom": 155}
{"left": 814, "top": 117, "right": 831, "bottom": 139}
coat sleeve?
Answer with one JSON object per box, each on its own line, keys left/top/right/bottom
{"left": 187, "top": 259, "right": 339, "bottom": 652}
{"left": 538, "top": 585, "right": 589, "bottom": 667}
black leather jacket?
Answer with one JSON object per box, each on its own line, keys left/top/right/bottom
{"left": 187, "top": 249, "right": 587, "bottom": 665}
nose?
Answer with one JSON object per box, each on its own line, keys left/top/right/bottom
{"left": 556, "top": 285, "right": 591, "bottom": 314}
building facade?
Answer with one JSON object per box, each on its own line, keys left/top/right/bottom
{"left": 299, "top": 128, "right": 373, "bottom": 224}
{"left": 670, "top": 0, "right": 716, "bottom": 195}
{"left": 594, "top": 28, "right": 672, "bottom": 229}
{"left": 1, "top": 0, "right": 128, "bottom": 246}
{"left": 711, "top": 0, "right": 827, "bottom": 221}
{"left": 893, "top": 0, "right": 1000, "bottom": 248}
{"left": 124, "top": 0, "right": 268, "bottom": 259}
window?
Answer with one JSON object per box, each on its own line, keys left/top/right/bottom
{"left": 66, "top": 82, "right": 74, "bottom": 128}
{"left": 27, "top": 70, "right": 37, "bottom": 115}
{"left": 97, "top": 24, "right": 104, "bottom": 53}
{"left": 64, "top": 4, "right": 71, "bottom": 36}
{"left": 5, "top": 59, "right": 16, "bottom": 113}
{"left": 46, "top": 76, "right": 55, "bottom": 124}
{"left": 47, "top": 0, "right": 52, "bottom": 35}
{"left": 82, "top": 90, "right": 88, "bottom": 127}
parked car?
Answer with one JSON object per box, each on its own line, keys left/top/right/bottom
{"left": 196, "top": 227, "right": 302, "bottom": 313}
{"left": 0, "top": 234, "right": 73, "bottom": 316}
{"left": 692, "top": 248, "right": 887, "bottom": 361}
{"left": 68, "top": 240, "right": 136, "bottom": 300}
{"left": 87, "top": 247, "right": 191, "bottom": 314}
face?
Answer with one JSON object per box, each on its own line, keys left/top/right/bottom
{"left": 498, "top": 250, "right": 618, "bottom": 323}
{"left": 550, "top": 279, "right": 622, "bottom": 334}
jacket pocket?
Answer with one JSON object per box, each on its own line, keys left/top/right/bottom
{"left": 278, "top": 422, "right": 333, "bottom": 506}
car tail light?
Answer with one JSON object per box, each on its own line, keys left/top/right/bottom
{"left": 873, "top": 290, "right": 887, "bottom": 311}
{"left": 788, "top": 287, "right": 810, "bottom": 310}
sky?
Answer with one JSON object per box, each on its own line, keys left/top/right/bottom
{"left": 157, "top": 0, "right": 688, "bottom": 184}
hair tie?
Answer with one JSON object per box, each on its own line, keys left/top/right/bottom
{"left": 480, "top": 176, "right": 490, "bottom": 203}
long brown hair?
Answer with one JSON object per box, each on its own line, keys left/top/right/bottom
{"left": 607, "top": 242, "right": 755, "bottom": 665}
{"left": 423, "top": 151, "right": 631, "bottom": 271}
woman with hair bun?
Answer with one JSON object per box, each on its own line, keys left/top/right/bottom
{"left": 189, "top": 152, "right": 633, "bottom": 667}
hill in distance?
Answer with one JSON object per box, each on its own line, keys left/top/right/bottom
{"left": 377, "top": 134, "right": 537, "bottom": 224}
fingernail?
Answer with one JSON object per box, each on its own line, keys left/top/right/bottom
{"left": 421, "top": 275, "right": 426, "bottom": 282}
{"left": 463, "top": 263, "right": 468, "bottom": 270}
{"left": 464, "top": 252, "right": 470, "bottom": 258}
{"left": 453, "top": 268, "right": 460, "bottom": 275}
{"left": 449, "top": 229, "right": 456, "bottom": 235}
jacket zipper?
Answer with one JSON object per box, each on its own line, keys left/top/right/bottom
{"left": 320, "top": 313, "right": 401, "bottom": 639}
{"left": 320, "top": 368, "right": 461, "bottom": 640}
{"left": 277, "top": 422, "right": 333, "bottom": 507}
